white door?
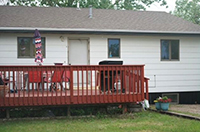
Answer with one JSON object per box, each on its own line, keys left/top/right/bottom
{"left": 68, "top": 39, "right": 89, "bottom": 87}
{"left": 69, "top": 39, "right": 88, "bottom": 65}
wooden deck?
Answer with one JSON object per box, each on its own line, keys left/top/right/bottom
{"left": 5, "top": 89, "right": 101, "bottom": 97}
{"left": 1, "top": 94, "right": 142, "bottom": 107}
{"left": 1, "top": 89, "right": 143, "bottom": 107}
{"left": 0, "top": 65, "right": 149, "bottom": 107}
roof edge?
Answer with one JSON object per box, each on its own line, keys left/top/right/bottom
{"left": 1, "top": 27, "right": 200, "bottom": 35}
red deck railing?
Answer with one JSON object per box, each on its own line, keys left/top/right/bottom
{"left": 0, "top": 65, "right": 149, "bottom": 107}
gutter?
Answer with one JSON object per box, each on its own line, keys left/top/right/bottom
{"left": 1, "top": 27, "right": 200, "bottom": 36}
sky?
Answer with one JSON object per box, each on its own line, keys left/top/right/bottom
{"left": 0, "top": 0, "right": 176, "bottom": 12}
{"left": 146, "top": 0, "right": 176, "bottom": 12}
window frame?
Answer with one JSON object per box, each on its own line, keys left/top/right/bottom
{"left": 160, "top": 39, "right": 180, "bottom": 61}
{"left": 108, "top": 38, "right": 121, "bottom": 58}
{"left": 17, "top": 37, "right": 46, "bottom": 58}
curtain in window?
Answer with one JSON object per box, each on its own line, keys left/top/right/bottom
{"left": 161, "top": 40, "right": 169, "bottom": 59}
{"left": 108, "top": 39, "right": 120, "bottom": 58}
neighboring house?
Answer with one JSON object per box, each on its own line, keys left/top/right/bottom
{"left": 0, "top": 6, "right": 200, "bottom": 104}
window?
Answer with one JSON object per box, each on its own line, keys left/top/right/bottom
{"left": 108, "top": 39, "right": 120, "bottom": 58}
{"left": 161, "top": 40, "right": 179, "bottom": 61}
{"left": 162, "top": 93, "right": 179, "bottom": 104}
{"left": 18, "top": 37, "right": 45, "bottom": 58}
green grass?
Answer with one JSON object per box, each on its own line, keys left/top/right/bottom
{"left": 0, "top": 111, "right": 200, "bottom": 132}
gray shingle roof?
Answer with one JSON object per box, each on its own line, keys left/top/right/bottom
{"left": 1, "top": 6, "right": 200, "bottom": 34}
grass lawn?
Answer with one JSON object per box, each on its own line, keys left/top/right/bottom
{"left": 0, "top": 111, "right": 200, "bottom": 132}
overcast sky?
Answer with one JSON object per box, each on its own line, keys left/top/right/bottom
{"left": 0, "top": 0, "right": 176, "bottom": 12}
{"left": 146, "top": 0, "right": 176, "bottom": 12}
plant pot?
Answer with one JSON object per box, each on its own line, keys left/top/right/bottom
{"left": 155, "top": 102, "right": 161, "bottom": 110}
{"left": 161, "top": 102, "right": 169, "bottom": 111}
{"left": 0, "top": 85, "right": 9, "bottom": 97}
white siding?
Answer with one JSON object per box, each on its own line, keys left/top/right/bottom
{"left": 0, "top": 33, "right": 68, "bottom": 65}
{"left": 0, "top": 33, "right": 200, "bottom": 93}
{"left": 89, "top": 35, "right": 200, "bottom": 93}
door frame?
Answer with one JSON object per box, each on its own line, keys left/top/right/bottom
{"left": 67, "top": 38, "right": 91, "bottom": 87}
{"left": 67, "top": 38, "right": 90, "bottom": 65}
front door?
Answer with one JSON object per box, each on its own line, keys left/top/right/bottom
{"left": 68, "top": 39, "right": 89, "bottom": 87}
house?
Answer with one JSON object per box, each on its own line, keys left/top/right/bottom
{"left": 0, "top": 6, "right": 200, "bottom": 104}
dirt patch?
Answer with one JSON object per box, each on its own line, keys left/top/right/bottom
{"left": 169, "top": 104, "right": 200, "bottom": 115}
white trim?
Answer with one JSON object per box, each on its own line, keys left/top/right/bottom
{"left": 1, "top": 27, "right": 200, "bottom": 34}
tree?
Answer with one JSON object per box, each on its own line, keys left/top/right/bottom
{"left": 0, "top": 0, "right": 9, "bottom": 5}
{"left": 173, "top": 0, "right": 200, "bottom": 25}
{"left": 8, "top": 0, "right": 168, "bottom": 11}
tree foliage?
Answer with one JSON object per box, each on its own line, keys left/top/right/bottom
{"left": 173, "top": 0, "right": 200, "bottom": 25}
{"left": 8, "top": 0, "right": 168, "bottom": 10}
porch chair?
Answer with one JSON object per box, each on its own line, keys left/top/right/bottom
{"left": 0, "top": 72, "right": 17, "bottom": 93}
{"left": 0, "top": 73, "right": 9, "bottom": 96}
{"left": 49, "top": 70, "right": 70, "bottom": 91}
{"left": 27, "top": 71, "right": 43, "bottom": 91}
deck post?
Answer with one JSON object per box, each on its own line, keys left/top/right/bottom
{"left": 145, "top": 78, "right": 149, "bottom": 100}
{"left": 67, "top": 106, "right": 71, "bottom": 116}
{"left": 6, "top": 108, "right": 10, "bottom": 119}
{"left": 70, "top": 67, "right": 73, "bottom": 104}
{"left": 141, "top": 66, "right": 145, "bottom": 100}
{"left": 122, "top": 104, "right": 127, "bottom": 114}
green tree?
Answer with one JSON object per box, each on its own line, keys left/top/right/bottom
{"left": 173, "top": 0, "right": 200, "bottom": 25}
{"left": 8, "top": 0, "right": 168, "bottom": 10}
